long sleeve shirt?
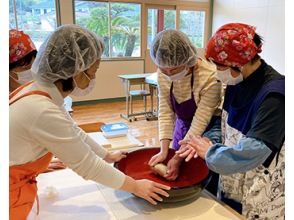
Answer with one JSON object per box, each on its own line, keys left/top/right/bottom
{"left": 205, "top": 65, "right": 285, "bottom": 174}
{"left": 206, "top": 137, "right": 272, "bottom": 175}
{"left": 9, "top": 80, "right": 125, "bottom": 189}
{"left": 158, "top": 58, "right": 223, "bottom": 141}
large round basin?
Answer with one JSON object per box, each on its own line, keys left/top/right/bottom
{"left": 114, "top": 147, "right": 211, "bottom": 203}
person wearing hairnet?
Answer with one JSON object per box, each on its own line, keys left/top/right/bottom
{"left": 177, "top": 23, "right": 284, "bottom": 219}
{"left": 148, "top": 30, "right": 223, "bottom": 188}
{"left": 9, "top": 29, "right": 37, "bottom": 92}
{"left": 9, "top": 24, "right": 170, "bottom": 220}
{"left": 9, "top": 29, "right": 73, "bottom": 173}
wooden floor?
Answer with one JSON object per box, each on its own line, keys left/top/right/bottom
{"left": 71, "top": 98, "right": 160, "bottom": 148}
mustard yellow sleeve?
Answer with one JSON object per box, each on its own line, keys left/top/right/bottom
{"left": 185, "top": 64, "right": 222, "bottom": 139}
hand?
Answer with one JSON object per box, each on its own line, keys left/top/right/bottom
{"left": 44, "top": 157, "right": 66, "bottom": 173}
{"left": 148, "top": 150, "right": 168, "bottom": 167}
{"left": 164, "top": 156, "right": 182, "bottom": 181}
{"left": 134, "top": 179, "right": 170, "bottom": 205}
{"left": 187, "top": 135, "right": 213, "bottom": 159}
{"left": 104, "top": 150, "right": 127, "bottom": 163}
{"left": 175, "top": 144, "right": 198, "bottom": 162}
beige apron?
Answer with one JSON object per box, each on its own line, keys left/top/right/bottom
{"left": 219, "top": 110, "right": 285, "bottom": 220}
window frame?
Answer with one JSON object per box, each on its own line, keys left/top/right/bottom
{"left": 9, "top": 0, "right": 61, "bottom": 49}
{"left": 142, "top": 2, "right": 210, "bottom": 72}
{"left": 73, "top": 0, "right": 143, "bottom": 60}
{"left": 73, "top": 0, "right": 211, "bottom": 61}
{"left": 177, "top": 5, "right": 210, "bottom": 48}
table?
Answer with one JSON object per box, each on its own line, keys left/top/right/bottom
{"left": 28, "top": 169, "right": 245, "bottom": 220}
{"left": 88, "top": 132, "right": 144, "bottom": 150}
{"left": 144, "top": 73, "right": 158, "bottom": 121}
{"left": 118, "top": 74, "right": 153, "bottom": 122}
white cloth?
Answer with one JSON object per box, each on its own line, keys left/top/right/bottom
{"left": 9, "top": 81, "right": 126, "bottom": 189}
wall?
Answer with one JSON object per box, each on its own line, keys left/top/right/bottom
{"left": 212, "top": 0, "right": 285, "bottom": 74}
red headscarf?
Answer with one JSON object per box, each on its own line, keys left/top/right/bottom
{"left": 9, "top": 29, "right": 36, "bottom": 64}
{"left": 205, "top": 23, "right": 262, "bottom": 68}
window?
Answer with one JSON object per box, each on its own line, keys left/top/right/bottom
{"left": 147, "top": 8, "right": 176, "bottom": 48}
{"left": 146, "top": 8, "right": 206, "bottom": 49}
{"left": 9, "top": 0, "right": 58, "bottom": 49}
{"left": 75, "top": 1, "right": 141, "bottom": 58}
{"left": 179, "top": 10, "right": 205, "bottom": 48}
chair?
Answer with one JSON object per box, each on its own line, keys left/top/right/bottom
{"left": 129, "top": 83, "right": 150, "bottom": 120}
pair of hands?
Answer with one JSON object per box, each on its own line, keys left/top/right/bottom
{"left": 149, "top": 151, "right": 182, "bottom": 181}
{"left": 176, "top": 135, "right": 213, "bottom": 161}
{"left": 148, "top": 135, "right": 213, "bottom": 180}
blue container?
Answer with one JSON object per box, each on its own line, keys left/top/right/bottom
{"left": 101, "top": 122, "right": 129, "bottom": 138}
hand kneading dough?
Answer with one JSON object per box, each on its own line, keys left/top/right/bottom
{"left": 152, "top": 163, "right": 168, "bottom": 177}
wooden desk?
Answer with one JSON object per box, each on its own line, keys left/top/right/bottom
{"left": 28, "top": 169, "right": 245, "bottom": 220}
{"left": 78, "top": 122, "right": 105, "bottom": 133}
{"left": 118, "top": 74, "right": 152, "bottom": 122}
{"left": 144, "top": 73, "right": 158, "bottom": 121}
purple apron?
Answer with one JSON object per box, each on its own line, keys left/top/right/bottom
{"left": 170, "top": 73, "right": 197, "bottom": 150}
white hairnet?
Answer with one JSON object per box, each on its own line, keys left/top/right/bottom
{"left": 32, "top": 24, "right": 104, "bottom": 83}
{"left": 150, "top": 29, "right": 197, "bottom": 68}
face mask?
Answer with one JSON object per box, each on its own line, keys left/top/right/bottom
{"left": 168, "top": 68, "right": 189, "bottom": 81}
{"left": 71, "top": 72, "right": 96, "bottom": 96}
{"left": 216, "top": 69, "right": 243, "bottom": 85}
{"left": 10, "top": 69, "right": 33, "bottom": 85}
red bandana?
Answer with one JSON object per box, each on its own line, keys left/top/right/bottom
{"left": 205, "top": 23, "right": 262, "bottom": 68}
{"left": 9, "top": 29, "right": 36, "bottom": 64}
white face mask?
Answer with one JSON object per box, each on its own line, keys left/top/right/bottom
{"left": 168, "top": 68, "right": 189, "bottom": 81}
{"left": 71, "top": 72, "right": 96, "bottom": 96}
{"left": 10, "top": 69, "right": 34, "bottom": 85}
{"left": 216, "top": 69, "right": 243, "bottom": 85}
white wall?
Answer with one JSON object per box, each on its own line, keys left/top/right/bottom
{"left": 212, "top": 0, "right": 285, "bottom": 74}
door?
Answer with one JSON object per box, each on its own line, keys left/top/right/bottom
{"left": 144, "top": 4, "right": 209, "bottom": 72}
{"left": 144, "top": 5, "right": 176, "bottom": 73}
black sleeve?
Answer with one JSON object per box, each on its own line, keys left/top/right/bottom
{"left": 246, "top": 93, "right": 285, "bottom": 166}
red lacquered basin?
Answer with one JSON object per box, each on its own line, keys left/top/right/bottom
{"left": 114, "top": 147, "right": 211, "bottom": 202}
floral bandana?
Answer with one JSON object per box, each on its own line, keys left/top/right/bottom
{"left": 205, "top": 23, "right": 262, "bottom": 68}
{"left": 9, "top": 29, "right": 36, "bottom": 64}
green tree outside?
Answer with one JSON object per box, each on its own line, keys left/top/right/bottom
{"left": 76, "top": 2, "right": 140, "bottom": 58}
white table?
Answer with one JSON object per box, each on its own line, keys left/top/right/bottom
{"left": 28, "top": 169, "right": 244, "bottom": 220}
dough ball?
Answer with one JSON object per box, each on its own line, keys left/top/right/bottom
{"left": 152, "top": 163, "right": 168, "bottom": 177}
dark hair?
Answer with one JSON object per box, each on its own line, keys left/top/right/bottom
{"left": 56, "top": 78, "right": 74, "bottom": 92}
{"left": 9, "top": 50, "right": 37, "bottom": 70}
{"left": 252, "top": 33, "right": 263, "bottom": 62}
